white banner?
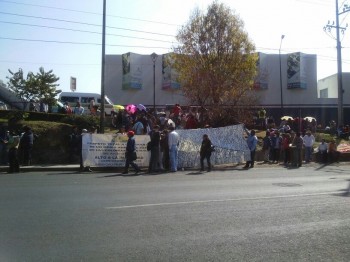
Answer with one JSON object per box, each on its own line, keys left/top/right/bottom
{"left": 81, "top": 124, "right": 250, "bottom": 168}
{"left": 82, "top": 134, "right": 150, "bottom": 167}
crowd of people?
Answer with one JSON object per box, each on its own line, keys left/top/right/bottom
{"left": 246, "top": 112, "right": 342, "bottom": 168}
{"left": 66, "top": 103, "right": 217, "bottom": 174}
{"left": 3, "top": 102, "right": 346, "bottom": 174}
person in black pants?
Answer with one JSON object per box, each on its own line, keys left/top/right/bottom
{"left": 7, "top": 132, "right": 20, "bottom": 173}
{"left": 200, "top": 134, "right": 213, "bottom": 172}
{"left": 19, "top": 125, "right": 34, "bottom": 166}
{"left": 123, "top": 130, "right": 141, "bottom": 174}
{"left": 148, "top": 125, "right": 160, "bottom": 173}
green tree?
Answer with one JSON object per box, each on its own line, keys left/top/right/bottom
{"left": 7, "top": 67, "right": 61, "bottom": 107}
{"left": 173, "top": 1, "right": 258, "bottom": 125}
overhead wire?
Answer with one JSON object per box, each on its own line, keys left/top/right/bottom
{"left": 0, "top": 20, "right": 177, "bottom": 44}
{"left": 0, "top": 11, "right": 175, "bottom": 37}
{"left": 0, "top": 0, "right": 179, "bottom": 27}
{"left": 0, "top": 0, "right": 349, "bottom": 65}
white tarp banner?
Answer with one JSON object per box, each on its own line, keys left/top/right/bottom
{"left": 82, "top": 124, "right": 250, "bottom": 168}
{"left": 177, "top": 124, "right": 250, "bottom": 168}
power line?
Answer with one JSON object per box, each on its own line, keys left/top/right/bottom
{"left": 0, "top": 20, "right": 177, "bottom": 44}
{"left": 0, "top": 0, "right": 179, "bottom": 27}
{"left": 0, "top": 60, "right": 100, "bottom": 66}
{"left": 0, "top": 36, "right": 172, "bottom": 49}
{"left": 0, "top": 11, "right": 175, "bottom": 37}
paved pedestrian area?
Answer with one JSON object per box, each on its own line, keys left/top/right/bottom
{"left": 0, "top": 161, "right": 348, "bottom": 173}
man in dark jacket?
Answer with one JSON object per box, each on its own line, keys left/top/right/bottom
{"left": 123, "top": 131, "right": 140, "bottom": 174}
{"left": 200, "top": 134, "right": 213, "bottom": 172}
{"left": 20, "top": 125, "right": 34, "bottom": 166}
{"left": 148, "top": 125, "right": 160, "bottom": 173}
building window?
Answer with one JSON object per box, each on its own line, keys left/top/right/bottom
{"left": 320, "top": 88, "right": 328, "bottom": 98}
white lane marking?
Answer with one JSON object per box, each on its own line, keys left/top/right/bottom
{"left": 105, "top": 191, "right": 342, "bottom": 209}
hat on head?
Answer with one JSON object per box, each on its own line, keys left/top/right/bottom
{"left": 127, "top": 130, "right": 134, "bottom": 137}
{"left": 82, "top": 129, "right": 88, "bottom": 133}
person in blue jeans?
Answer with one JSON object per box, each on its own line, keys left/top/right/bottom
{"left": 168, "top": 125, "right": 179, "bottom": 172}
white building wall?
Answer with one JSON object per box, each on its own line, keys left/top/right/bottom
{"left": 105, "top": 54, "right": 187, "bottom": 108}
{"left": 105, "top": 52, "right": 322, "bottom": 108}
{"left": 317, "top": 74, "right": 338, "bottom": 98}
{"left": 254, "top": 53, "right": 319, "bottom": 108}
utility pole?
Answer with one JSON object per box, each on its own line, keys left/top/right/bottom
{"left": 100, "top": 0, "right": 106, "bottom": 133}
{"left": 323, "top": 0, "right": 350, "bottom": 127}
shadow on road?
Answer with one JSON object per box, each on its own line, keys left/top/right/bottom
{"left": 333, "top": 179, "right": 350, "bottom": 197}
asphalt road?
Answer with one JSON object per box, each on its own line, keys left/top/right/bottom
{"left": 1, "top": 164, "right": 350, "bottom": 261}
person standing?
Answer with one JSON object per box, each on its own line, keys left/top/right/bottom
{"left": 79, "top": 128, "right": 92, "bottom": 172}
{"left": 303, "top": 131, "right": 315, "bottom": 163}
{"left": 122, "top": 131, "right": 141, "bottom": 174}
{"left": 317, "top": 139, "right": 328, "bottom": 163}
{"left": 272, "top": 131, "right": 282, "bottom": 164}
{"left": 89, "top": 99, "right": 96, "bottom": 115}
{"left": 19, "top": 125, "right": 34, "bottom": 166}
{"left": 7, "top": 131, "right": 20, "bottom": 173}
{"left": 262, "top": 131, "right": 271, "bottom": 163}
{"left": 292, "top": 132, "right": 303, "bottom": 167}
{"left": 132, "top": 117, "right": 144, "bottom": 135}
{"left": 160, "top": 130, "right": 170, "bottom": 171}
{"left": 200, "top": 134, "right": 212, "bottom": 172}
{"left": 168, "top": 125, "right": 179, "bottom": 172}
{"left": 243, "top": 129, "right": 258, "bottom": 168}
{"left": 328, "top": 139, "right": 340, "bottom": 163}
{"left": 148, "top": 125, "right": 161, "bottom": 173}
{"left": 73, "top": 102, "right": 84, "bottom": 115}
{"left": 64, "top": 102, "right": 73, "bottom": 114}
{"left": 69, "top": 126, "right": 80, "bottom": 163}
{"left": 282, "top": 133, "right": 291, "bottom": 166}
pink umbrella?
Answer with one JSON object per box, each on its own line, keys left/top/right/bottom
{"left": 126, "top": 104, "right": 137, "bottom": 114}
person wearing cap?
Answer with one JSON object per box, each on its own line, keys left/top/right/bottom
{"left": 122, "top": 130, "right": 141, "bottom": 174}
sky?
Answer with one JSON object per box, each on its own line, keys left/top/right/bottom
{"left": 0, "top": 0, "right": 349, "bottom": 97}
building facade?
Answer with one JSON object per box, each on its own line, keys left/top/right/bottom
{"left": 104, "top": 52, "right": 349, "bottom": 125}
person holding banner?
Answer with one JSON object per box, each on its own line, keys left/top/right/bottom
{"left": 122, "top": 131, "right": 141, "bottom": 174}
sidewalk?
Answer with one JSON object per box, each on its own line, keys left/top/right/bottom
{"left": 0, "top": 161, "right": 348, "bottom": 173}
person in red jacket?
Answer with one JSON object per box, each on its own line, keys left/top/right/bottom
{"left": 185, "top": 114, "right": 198, "bottom": 129}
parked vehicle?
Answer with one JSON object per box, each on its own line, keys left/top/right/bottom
{"left": 58, "top": 92, "right": 118, "bottom": 116}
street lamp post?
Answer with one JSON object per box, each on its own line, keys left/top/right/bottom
{"left": 150, "top": 52, "right": 158, "bottom": 113}
{"left": 279, "top": 35, "right": 285, "bottom": 116}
